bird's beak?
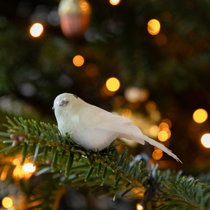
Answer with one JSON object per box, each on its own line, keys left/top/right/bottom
{"left": 52, "top": 106, "right": 55, "bottom": 112}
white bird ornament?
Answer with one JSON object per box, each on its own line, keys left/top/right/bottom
{"left": 53, "top": 93, "right": 182, "bottom": 163}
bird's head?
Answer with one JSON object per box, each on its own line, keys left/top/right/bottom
{"left": 52, "top": 93, "right": 79, "bottom": 114}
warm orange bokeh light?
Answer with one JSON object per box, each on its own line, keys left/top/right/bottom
{"left": 158, "top": 130, "right": 169, "bottom": 142}
{"left": 12, "top": 158, "right": 20, "bottom": 165}
{"left": 121, "top": 109, "right": 132, "bottom": 118}
{"left": 149, "top": 125, "right": 159, "bottom": 137}
{"left": 152, "top": 149, "right": 163, "bottom": 160}
{"left": 147, "top": 19, "right": 161, "bottom": 35}
{"left": 0, "top": 165, "right": 10, "bottom": 181}
{"left": 159, "top": 122, "right": 169, "bottom": 131}
{"left": 162, "top": 118, "right": 172, "bottom": 128}
{"left": 2, "top": 197, "right": 13, "bottom": 209}
{"left": 80, "top": 0, "right": 91, "bottom": 14}
{"left": 145, "top": 101, "right": 156, "bottom": 112}
{"left": 106, "top": 77, "right": 120, "bottom": 92}
{"left": 73, "top": 55, "right": 85, "bottom": 67}
{"left": 109, "top": 0, "right": 121, "bottom": 6}
{"left": 136, "top": 203, "right": 144, "bottom": 210}
{"left": 201, "top": 133, "right": 210, "bottom": 148}
{"left": 30, "top": 23, "right": 44, "bottom": 37}
{"left": 193, "top": 108, "right": 208, "bottom": 123}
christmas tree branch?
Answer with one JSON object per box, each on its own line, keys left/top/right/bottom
{"left": 0, "top": 117, "right": 210, "bottom": 210}
{"left": 0, "top": 117, "right": 150, "bottom": 201}
{"left": 157, "top": 177, "right": 210, "bottom": 210}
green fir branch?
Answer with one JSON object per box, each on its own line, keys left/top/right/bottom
{"left": 0, "top": 117, "right": 210, "bottom": 210}
{"left": 157, "top": 177, "right": 210, "bottom": 210}
{"left": 0, "top": 117, "right": 149, "bottom": 202}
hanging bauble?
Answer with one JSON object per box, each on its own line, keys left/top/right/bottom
{"left": 58, "top": 0, "right": 91, "bottom": 38}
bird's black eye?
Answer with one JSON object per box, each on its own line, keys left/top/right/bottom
{"left": 52, "top": 107, "right": 55, "bottom": 112}
{"left": 59, "top": 99, "right": 69, "bottom": 107}
{"left": 73, "top": 94, "right": 78, "bottom": 98}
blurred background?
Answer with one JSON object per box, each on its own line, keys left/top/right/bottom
{"left": 0, "top": 0, "right": 210, "bottom": 209}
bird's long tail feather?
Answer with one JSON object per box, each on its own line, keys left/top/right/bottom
{"left": 137, "top": 135, "right": 182, "bottom": 163}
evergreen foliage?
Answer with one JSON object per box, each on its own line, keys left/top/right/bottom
{"left": 0, "top": 117, "right": 209, "bottom": 209}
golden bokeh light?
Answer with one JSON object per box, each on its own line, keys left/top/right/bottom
{"left": 2, "top": 197, "right": 13, "bottom": 209}
{"left": 30, "top": 23, "right": 44, "bottom": 37}
{"left": 201, "top": 133, "right": 210, "bottom": 148}
{"left": 1, "top": 165, "right": 10, "bottom": 181}
{"left": 73, "top": 55, "right": 85, "bottom": 67}
{"left": 159, "top": 122, "right": 169, "bottom": 131}
{"left": 193, "top": 108, "right": 208, "bottom": 123}
{"left": 12, "top": 158, "right": 20, "bottom": 165}
{"left": 23, "top": 163, "right": 36, "bottom": 173}
{"left": 125, "top": 87, "right": 149, "bottom": 103}
{"left": 154, "top": 146, "right": 163, "bottom": 152}
{"left": 109, "top": 0, "right": 121, "bottom": 6}
{"left": 152, "top": 149, "right": 163, "bottom": 160}
{"left": 150, "top": 110, "right": 161, "bottom": 122}
{"left": 106, "top": 77, "right": 120, "bottom": 92}
{"left": 149, "top": 125, "right": 160, "bottom": 137}
{"left": 80, "top": 0, "right": 91, "bottom": 14}
{"left": 147, "top": 19, "right": 161, "bottom": 35}
{"left": 147, "top": 19, "right": 160, "bottom": 35}
{"left": 158, "top": 130, "right": 169, "bottom": 142}
{"left": 121, "top": 109, "right": 132, "bottom": 118}
{"left": 162, "top": 118, "right": 172, "bottom": 128}
{"left": 145, "top": 101, "right": 156, "bottom": 112}
{"left": 136, "top": 203, "right": 144, "bottom": 210}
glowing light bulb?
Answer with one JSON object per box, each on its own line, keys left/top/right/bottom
{"left": 106, "top": 77, "right": 120, "bottom": 92}
{"left": 72, "top": 55, "right": 85, "bottom": 67}
{"left": 23, "top": 163, "right": 36, "bottom": 173}
{"left": 2, "top": 197, "right": 13, "bottom": 209}
{"left": 109, "top": 0, "right": 121, "bottom": 6}
{"left": 158, "top": 130, "right": 169, "bottom": 142}
{"left": 201, "top": 133, "right": 210, "bottom": 148}
{"left": 147, "top": 19, "right": 161, "bottom": 35}
{"left": 193, "top": 108, "right": 208, "bottom": 123}
{"left": 30, "top": 23, "right": 44, "bottom": 37}
{"left": 136, "top": 203, "right": 144, "bottom": 210}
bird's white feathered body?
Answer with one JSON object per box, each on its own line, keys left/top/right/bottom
{"left": 53, "top": 93, "right": 181, "bottom": 163}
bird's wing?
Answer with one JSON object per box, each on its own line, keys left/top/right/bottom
{"left": 79, "top": 104, "right": 182, "bottom": 163}
{"left": 79, "top": 105, "right": 145, "bottom": 142}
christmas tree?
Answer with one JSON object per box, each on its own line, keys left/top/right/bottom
{"left": 0, "top": 0, "right": 210, "bottom": 209}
